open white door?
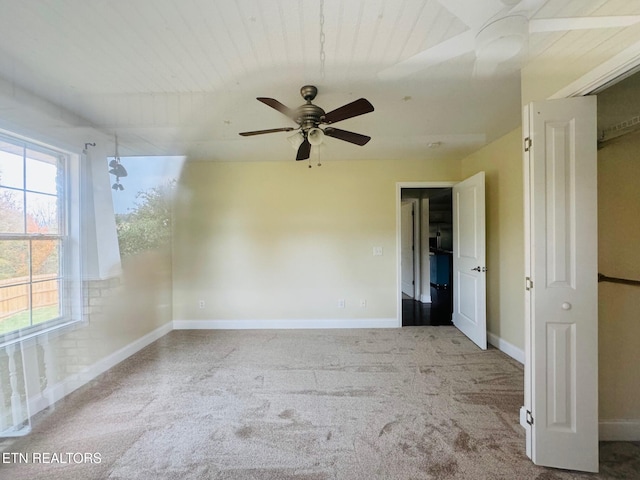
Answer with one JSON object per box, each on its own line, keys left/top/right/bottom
{"left": 452, "top": 171, "right": 486, "bottom": 349}
{"left": 523, "top": 96, "right": 598, "bottom": 472}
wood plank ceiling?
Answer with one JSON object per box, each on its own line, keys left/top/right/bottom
{"left": 0, "top": 0, "right": 639, "bottom": 161}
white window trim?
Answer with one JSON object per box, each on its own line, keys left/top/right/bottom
{"left": 0, "top": 131, "right": 83, "bottom": 347}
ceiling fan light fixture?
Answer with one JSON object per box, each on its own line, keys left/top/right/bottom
{"left": 475, "top": 15, "right": 527, "bottom": 64}
{"left": 307, "top": 127, "right": 325, "bottom": 146}
{"left": 287, "top": 131, "right": 304, "bottom": 149}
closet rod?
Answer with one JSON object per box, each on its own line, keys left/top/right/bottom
{"left": 598, "top": 273, "right": 640, "bottom": 287}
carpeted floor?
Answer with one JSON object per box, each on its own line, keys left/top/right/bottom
{"left": 0, "top": 327, "right": 638, "bottom": 479}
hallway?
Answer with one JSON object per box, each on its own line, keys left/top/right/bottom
{"left": 402, "top": 286, "right": 453, "bottom": 326}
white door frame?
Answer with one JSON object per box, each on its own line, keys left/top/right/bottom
{"left": 396, "top": 182, "right": 455, "bottom": 326}
{"left": 550, "top": 40, "right": 640, "bottom": 100}
{"left": 521, "top": 42, "right": 640, "bottom": 468}
{"left": 400, "top": 198, "right": 419, "bottom": 298}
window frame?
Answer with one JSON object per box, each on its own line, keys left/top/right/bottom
{"left": 0, "top": 132, "right": 82, "bottom": 347}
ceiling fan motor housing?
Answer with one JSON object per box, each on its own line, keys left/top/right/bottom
{"left": 296, "top": 102, "right": 325, "bottom": 132}
{"left": 300, "top": 85, "right": 318, "bottom": 101}
{"left": 475, "top": 14, "right": 528, "bottom": 64}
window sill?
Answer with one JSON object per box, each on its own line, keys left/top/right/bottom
{"left": 0, "top": 317, "right": 85, "bottom": 349}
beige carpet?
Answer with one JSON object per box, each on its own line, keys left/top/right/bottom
{"left": 1, "top": 327, "right": 638, "bottom": 479}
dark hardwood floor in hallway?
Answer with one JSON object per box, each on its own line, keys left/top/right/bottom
{"left": 402, "top": 286, "right": 453, "bottom": 326}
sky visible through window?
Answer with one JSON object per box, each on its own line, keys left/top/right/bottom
{"left": 109, "top": 156, "right": 184, "bottom": 214}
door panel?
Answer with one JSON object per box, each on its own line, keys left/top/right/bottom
{"left": 524, "top": 96, "right": 598, "bottom": 472}
{"left": 452, "top": 171, "right": 486, "bottom": 349}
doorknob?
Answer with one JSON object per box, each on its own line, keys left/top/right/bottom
{"left": 471, "top": 266, "right": 481, "bottom": 272}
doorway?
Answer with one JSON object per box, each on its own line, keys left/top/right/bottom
{"left": 400, "top": 187, "right": 453, "bottom": 326}
{"left": 397, "top": 175, "right": 487, "bottom": 349}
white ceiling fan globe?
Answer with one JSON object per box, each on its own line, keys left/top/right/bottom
{"left": 474, "top": 14, "right": 528, "bottom": 77}
{"left": 307, "top": 128, "right": 325, "bottom": 146}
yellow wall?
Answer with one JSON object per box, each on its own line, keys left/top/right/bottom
{"left": 172, "top": 157, "right": 461, "bottom": 323}
{"left": 461, "top": 128, "right": 524, "bottom": 350}
{"left": 597, "top": 132, "right": 640, "bottom": 421}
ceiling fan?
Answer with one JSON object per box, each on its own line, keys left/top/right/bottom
{"left": 239, "top": 85, "right": 374, "bottom": 161}
{"left": 378, "top": 0, "right": 640, "bottom": 79}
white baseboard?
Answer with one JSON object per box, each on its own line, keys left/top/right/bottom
{"left": 419, "top": 294, "right": 432, "bottom": 304}
{"left": 28, "top": 321, "right": 173, "bottom": 417}
{"left": 173, "top": 318, "right": 399, "bottom": 330}
{"left": 520, "top": 406, "right": 528, "bottom": 429}
{"left": 487, "top": 331, "right": 524, "bottom": 364}
{"left": 599, "top": 420, "right": 640, "bottom": 441}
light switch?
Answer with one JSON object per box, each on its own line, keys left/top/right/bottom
{"left": 373, "top": 246, "right": 383, "bottom": 256}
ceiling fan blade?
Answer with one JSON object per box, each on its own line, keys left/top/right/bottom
{"left": 529, "top": 16, "right": 640, "bottom": 33}
{"left": 324, "top": 127, "right": 371, "bottom": 146}
{"left": 378, "top": 30, "right": 475, "bottom": 80}
{"left": 256, "top": 97, "right": 297, "bottom": 120}
{"left": 322, "top": 98, "right": 374, "bottom": 124}
{"left": 508, "top": 0, "right": 547, "bottom": 18}
{"left": 296, "top": 138, "right": 311, "bottom": 161}
{"left": 239, "top": 127, "right": 295, "bottom": 136}
{"left": 436, "top": 0, "right": 506, "bottom": 29}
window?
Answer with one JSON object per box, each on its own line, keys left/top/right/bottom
{"left": 0, "top": 133, "right": 79, "bottom": 342}
{"left": 108, "top": 156, "right": 184, "bottom": 259}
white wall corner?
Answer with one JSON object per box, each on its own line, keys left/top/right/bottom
{"left": 599, "top": 420, "right": 640, "bottom": 441}
{"left": 487, "top": 331, "right": 524, "bottom": 364}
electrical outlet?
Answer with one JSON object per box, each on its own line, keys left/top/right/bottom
{"left": 360, "top": 299, "right": 366, "bottom": 308}
{"left": 337, "top": 299, "right": 345, "bottom": 308}
{"left": 373, "top": 246, "right": 383, "bottom": 256}
{"left": 198, "top": 300, "right": 205, "bottom": 309}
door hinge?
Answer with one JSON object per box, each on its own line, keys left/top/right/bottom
{"left": 525, "top": 277, "right": 533, "bottom": 290}
{"left": 526, "top": 410, "right": 534, "bottom": 426}
{"left": 524, "top": 137, "right": 532, "bottom": 152}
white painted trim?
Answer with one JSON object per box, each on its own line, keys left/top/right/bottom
{"left": 599, "top": 420, "right": 640, "bottom": 441}
{"left": 488, "top": 331, "right": 524, "bottom": 364}
{"left": 27, "top": 321, "right": 173, "bottom": 417}
{"left": 552, "top": 38, "right": 640, "bottom": 98}
{"left": 396, "top": 182, "right": 456, "bottom": 327}
{"left": 419, "top": 294, "right": 432, "bottom": 304}
{"left": 173, "top": 318, "right": 398, "bottom": 330}
{"left": 520, "top": 406, "right": 528, "bottom": 429}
